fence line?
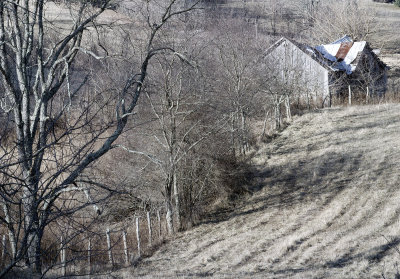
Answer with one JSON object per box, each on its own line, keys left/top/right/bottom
{"left": 0, "top": 207, "right": 169, "bottom": 275}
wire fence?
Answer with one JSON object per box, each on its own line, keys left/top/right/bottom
{"left": 0, "top": 207, "right": 169, "bottom": 276}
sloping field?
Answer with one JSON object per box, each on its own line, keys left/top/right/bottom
{"left": 120, "top": 104, "right": 400, "bottom": 278}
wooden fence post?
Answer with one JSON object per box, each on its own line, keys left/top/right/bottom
{"left": 60, "top": 236, "right": 66, "bottom": 276}
{"left": 348, "top": 85, "right": 352, "bottom": 105}
{"left": 254, "top": 17, "right": 258, "bottom": 40}
{"left": 122, "top": 230, "right": 129, "bottom": 265}
{"left": 136, "top": 217, "right": 141, "bottom": 258}
{"left": 147, "top": 211, "right": 152, "bottom": 247}
{"left": 106, "top": 228, "right": 114, "bottom": 267}
{"left": 157, "top": 210, "right": 162, "bottom": 238}
{"left": 87, "top": 238, "right": 92, "bottom": 275}
{"left": 2, "top": 235, "right": 6, "bottom": 262}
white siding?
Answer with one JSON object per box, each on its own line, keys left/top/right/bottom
{"left": 266, "top": 39, "right": 330, "bottom": 103}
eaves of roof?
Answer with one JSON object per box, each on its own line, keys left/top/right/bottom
{"left": 265, "top": 36, "right": 389, "bottom": 75}
{"left": 264, "top": 37, "right": 337, "bottom": 72}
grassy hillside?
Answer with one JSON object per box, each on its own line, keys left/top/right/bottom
{"left": 117, "top": 104, "right": 400, "bottom": 278}
{"left": 366, "top": 0, "right": 400, "bottom": 78}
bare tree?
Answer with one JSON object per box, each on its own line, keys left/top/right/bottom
{"left": 213, "top": 23, "right": 264, "bottom": 157}
{"left": 121, "top": 46, "right": 224, "bottom": 233}
{"left": 308, "top": 0, "right": 376, "bottom": 43}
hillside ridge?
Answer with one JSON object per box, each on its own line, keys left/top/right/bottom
{"left": 118, "top": 104, "right": 400, "bottom": 278}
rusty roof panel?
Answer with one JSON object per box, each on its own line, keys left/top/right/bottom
{"left": 335, "top": 42, "right": 354, "bottom": 62}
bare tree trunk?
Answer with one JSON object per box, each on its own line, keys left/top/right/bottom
{"left": 136, "top": 218, "right": 141, "bottom": 258}
{"left": 60, "top": 236, "right": 66, "bottom": 277}
{"left": 2, "top": 235, "right": 6, "bottom": 262}
{"left": 32, "top": 232, "right": 42, "bottom": 274}
{"left": 87, "top": 238, "right": 91, "bottom": 275}
{"left": 274, "top": 96, "right": 281, "bottom": 130}
{"left": 285, "top": 95, "right": 292, "bottom": 121}
{"left": 165, "top": 174, "right": 175, "bottom": 235}
{"left": 236, "top": 110, "right": 243, "bottom": 155}
{"left": 21, "top": 173, "right": 43, "bottom": 274}
{"left": 7, "top": 233, "right": 16, "bottom": 261}
{"left": 26, "top": 226, "right": 42, "bottom": 274}
{"left": 261, "top": 110, "right": 270, "bottom": 139}
{"left": 1, "top": 202, "right": 17, "bottom": 259}
{"left": 122, "top": 230, "right": 129, "bottom": 265}
{"left": 157, "top": 210, "right": 162, "bottom": 238}
{"left": 106, "top": 228, "right": 114, "bottom": 267}
{"left": 254, "top": 17, "right": 258, "bottom": 40}
{"left": 146, "top": 212, "right": 152, "bottom": 246}
{"left": 240, "top": 108, "right": 248, "bottom": 153}
{"left": 165, "top": 200, "right": 174, "bottom": 235}
{"left": 230, "top": 112, "right": 236, "bottom": 157}
{"left": 173, "top": 175, "right": 181, "bottom": 231}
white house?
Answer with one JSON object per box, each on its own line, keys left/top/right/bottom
{"left": 264, "top": 36, "right": 388, "bottom": 106}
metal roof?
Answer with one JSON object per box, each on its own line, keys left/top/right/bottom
{"left": 335, "top": 42, "right": 354, "bottom": 62}
{"left": 265, "top": 36, "right": 388, "bottom": 75}
{"left": 315, "top": 40, "right": 367, "bottom": 74}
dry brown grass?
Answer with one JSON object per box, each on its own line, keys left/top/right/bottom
{"left": 359, "top": 0, "right": 400, "bottom": 82}
{"left": 108, "top": 104, "right": 400, "bottom": 278}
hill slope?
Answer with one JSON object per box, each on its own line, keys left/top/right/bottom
{"left": 126, "top": 104, "right": 400, "bottom": 278}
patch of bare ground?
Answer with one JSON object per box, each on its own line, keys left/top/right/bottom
{"left": 107, "top": 104, "right": 400, "bottom": 278}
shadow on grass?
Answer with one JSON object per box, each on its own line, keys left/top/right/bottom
{"left": 200, "top": 149, "right": 360, "bottom": 226}
{"left": 201, "top": 105, "right": 400, "bottom": 227}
